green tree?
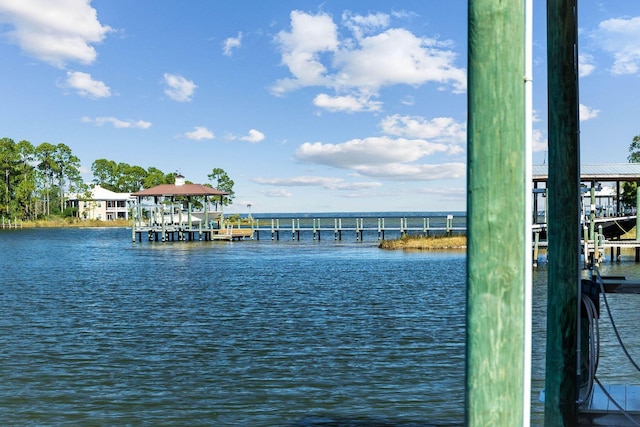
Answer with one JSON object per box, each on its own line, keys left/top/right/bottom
{"left": 53, "top": 143, "right": 82, "bottom": 213}
{"left": 628, "top": 135, "right": 640, "bottom": 163}
{"left": 143, "top": 167, "right": 167, "bottom": 188}
{"left": 119, "top": 164, "right": 148, "bottom": 192}
{"left": 0, "top": 138, "right": 19, "bottom": 215}
{"left": 207, "top": 167, "right": 235, "bottom": 207}
{"left": 35, "top": 142, "right": 58, "bottom": 216}
{"left": 91, "top": 159, "right": 119, "bottom": 191}
{"left": 623, "top": 135, "right": 640, "bottom": 212}
{"left": 15, "top": 140, "right": 36, "bottom": 219}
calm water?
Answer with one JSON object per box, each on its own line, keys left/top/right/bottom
{"left": 1, "top": 227, "right": 640, "bottom": 426}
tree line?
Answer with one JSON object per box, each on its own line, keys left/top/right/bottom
{"left": 0, "top": 137, "right": 234, "bottom": 220}
{"left": 625, "top": 135, "right": 640, "bottom": 208}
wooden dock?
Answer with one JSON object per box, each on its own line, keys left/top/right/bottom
{"left": 131, "top": 215, "right": 466, "bottom": 243}
{"left": 133, "top": 224, "right": 254, "bottom": 242}
{"left": 580, "top": 384, "right": 640, "bottom": 426}
{"left": 251, "top": 216, "right": 464, "bottom": 241}
{"left": 0, "top": 218, "right": 22, "bottom": 229}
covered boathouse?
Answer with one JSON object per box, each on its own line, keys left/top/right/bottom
{"left": 130, "top": 174, "right": 239, "bottom": 242}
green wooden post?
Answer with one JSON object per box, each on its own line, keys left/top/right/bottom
{"left": 467, "top": 0, "right": 526, "bottom": 425}
{"left": 545, "top": 0, "right": 580, "bottom": 425}
{"left": 636, "top": 182, "right": 640, "bottom": 241}
{"left": 131, "top": 200, "right": 136, "bottom": 242}
{"left": 590, "top": 182, "right": 596, "bottom": 242}
{"left": 204, "top": 196, "right": 209, "bottom": 230}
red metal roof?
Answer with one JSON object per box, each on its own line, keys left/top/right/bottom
{"left": 132, "top": 183, "right": 228, "bottom": 197}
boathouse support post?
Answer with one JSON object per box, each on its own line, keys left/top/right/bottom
{"left": 590, "top": 182, "right": 596, "bottom": 244}
{"left": 545, "top": 0, "right": 580, "bottom": 425}
{"left": 204, "top": 196, "right": 209, "bottom": 230}
{"left": 636, "top": 182, "right": 640, "bottom": 241}
{"left": 466, "top": 0, "right": 526, "bottom": 425}
{"left": 131, "top": 197, "right": 138, "bottom": 242}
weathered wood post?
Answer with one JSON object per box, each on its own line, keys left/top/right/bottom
{"left": 131, "top": 197, "right": 137, "bottom": 242}
{"left": 204, "top": 196, "right": 209, "bottom": 232}
{"left": 467, "top": 0, "right": 526, "bottom": 425}
{"left": 636, "top": 182, "right": 640, "bottom": 261}
{"left": 313, "top": 218, "right": 317, "bottom": 240}
{"left": 545, "top": 0, "right": 580, "bottom": 424}
{"left": 637, "top": 182, "right": 640, "bottom": 241}
{"left": 187, "top": 198, "right": 193, "bottom": 240}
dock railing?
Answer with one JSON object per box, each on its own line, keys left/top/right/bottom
{"left": 249, "top": 215, "right": 466, "bottom": 241}
{"left": 0, "top": 217, "right": 22, "bottom": 229}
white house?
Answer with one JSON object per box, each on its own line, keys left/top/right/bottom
{"left": 67, "top": 185, "right": 135, "bottom": 221}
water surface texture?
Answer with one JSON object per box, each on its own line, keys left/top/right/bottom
{"left": 3, "top": 227, "right": 640, "bottom": 426}
{"left": 1, "top": 228, "right": 466, "bottom": 426}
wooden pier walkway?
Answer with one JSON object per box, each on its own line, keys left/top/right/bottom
{"left": 133, "top": 224, "right": 254, "bottom": 242}
{"left": 131, "top": 215, "right": 466, "bottom": 243}
{"left": 251, "top": 216, "right": 464, "bottom": 241}
{"left": 0, "top": 218, "right": 22, "bottom": 229}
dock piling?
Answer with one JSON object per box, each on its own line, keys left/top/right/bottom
{"left": 467, "top": 0, "right": 526, "bottom": 424}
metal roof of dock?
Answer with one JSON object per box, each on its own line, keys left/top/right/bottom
{"left": 533, "top": 163, "right": 640, "bottom": 182}
{"left": 131, "top": 183, "right": 228, "bottom": 197}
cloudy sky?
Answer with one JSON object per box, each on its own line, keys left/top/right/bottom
{"left": 0, "top": 1, "right": 639, "bottom": 213}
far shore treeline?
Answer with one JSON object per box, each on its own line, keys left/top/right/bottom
{"left": 0, "top": 137, "right": 235, "bottom": 221}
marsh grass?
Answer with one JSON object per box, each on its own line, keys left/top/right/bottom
{"left": 379, "top": 234, "right": 467, "bottom": 250}
{"left": 20, "top": 218, "right": 131, "bottom": 228}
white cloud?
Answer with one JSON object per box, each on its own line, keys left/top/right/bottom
{"left": 352, "top": 162, "right": 465, "bottom": 181}
{"left": 261, "top": 189, "right": 293, "bottom": 198}
{"left": 400, "top": 96, "right": 415, "bottom": 106}
{"left": 63, "top": 71, "right": 111, "bottom": 98}
{"left": 184, "top": 126, "right": 214, "bottom": 140}
{"left": 223, "top": 32, "right": 242, "bottom": 56}
{"left": 82, "top": 116, "right": 151, "bottom": 129}
{"left": 253, "top": 176, "right": 381, "bottom": 191}
{"left": 342, "top": 11, "right": 390, "bottom": 39}
{"left": 592, "top": 16, "right": 640, "bottom": 75}
{"left": 533, "top": 129, "right": 547, "bottom": 153}
{"left": 240, "top": 129, "right": 265, "bottom": 143}
{"left": 272, "top": 10, "right": 338, "bottom": 94}
{"left": 416, "top": 186, "right": 465, "bottom": 198}
{"left": 296, "top": 136, "right": 451, "bottom": 168}
{"left": 579, "top": 54, "right": 595, "bottom": 77}
{"left": 313, "top": 93, "right": 382, "bottom": 112}
{"left": 379, "top": 114, "right": 466, "bottom": 146}
{"left": 163, "top": 73, "right": 197, "bottom": 102}
{"left": 271, "top": 10, "right": 466, "bottom": 105}
{"left": 294, "top": 120, "right": 467, "bottom": 181}
{"left": 0, "top": 0, "right": 112, "bottom": 67}
{"left": 334, "top": 28, "right": 466, "bottom": 92}
{"left": 579, "top": 104, "right": 600, "bottom": 121}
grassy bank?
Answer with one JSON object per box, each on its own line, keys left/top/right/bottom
{"left": 18, "top": 218, "right": 131, "bottom": 228}
{"left": 379, "top": 234, "right": 467, "bottom": 250}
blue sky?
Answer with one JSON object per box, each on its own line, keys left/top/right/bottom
{"left": 0, "top": 1, "right": 639, "bottom": 213}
